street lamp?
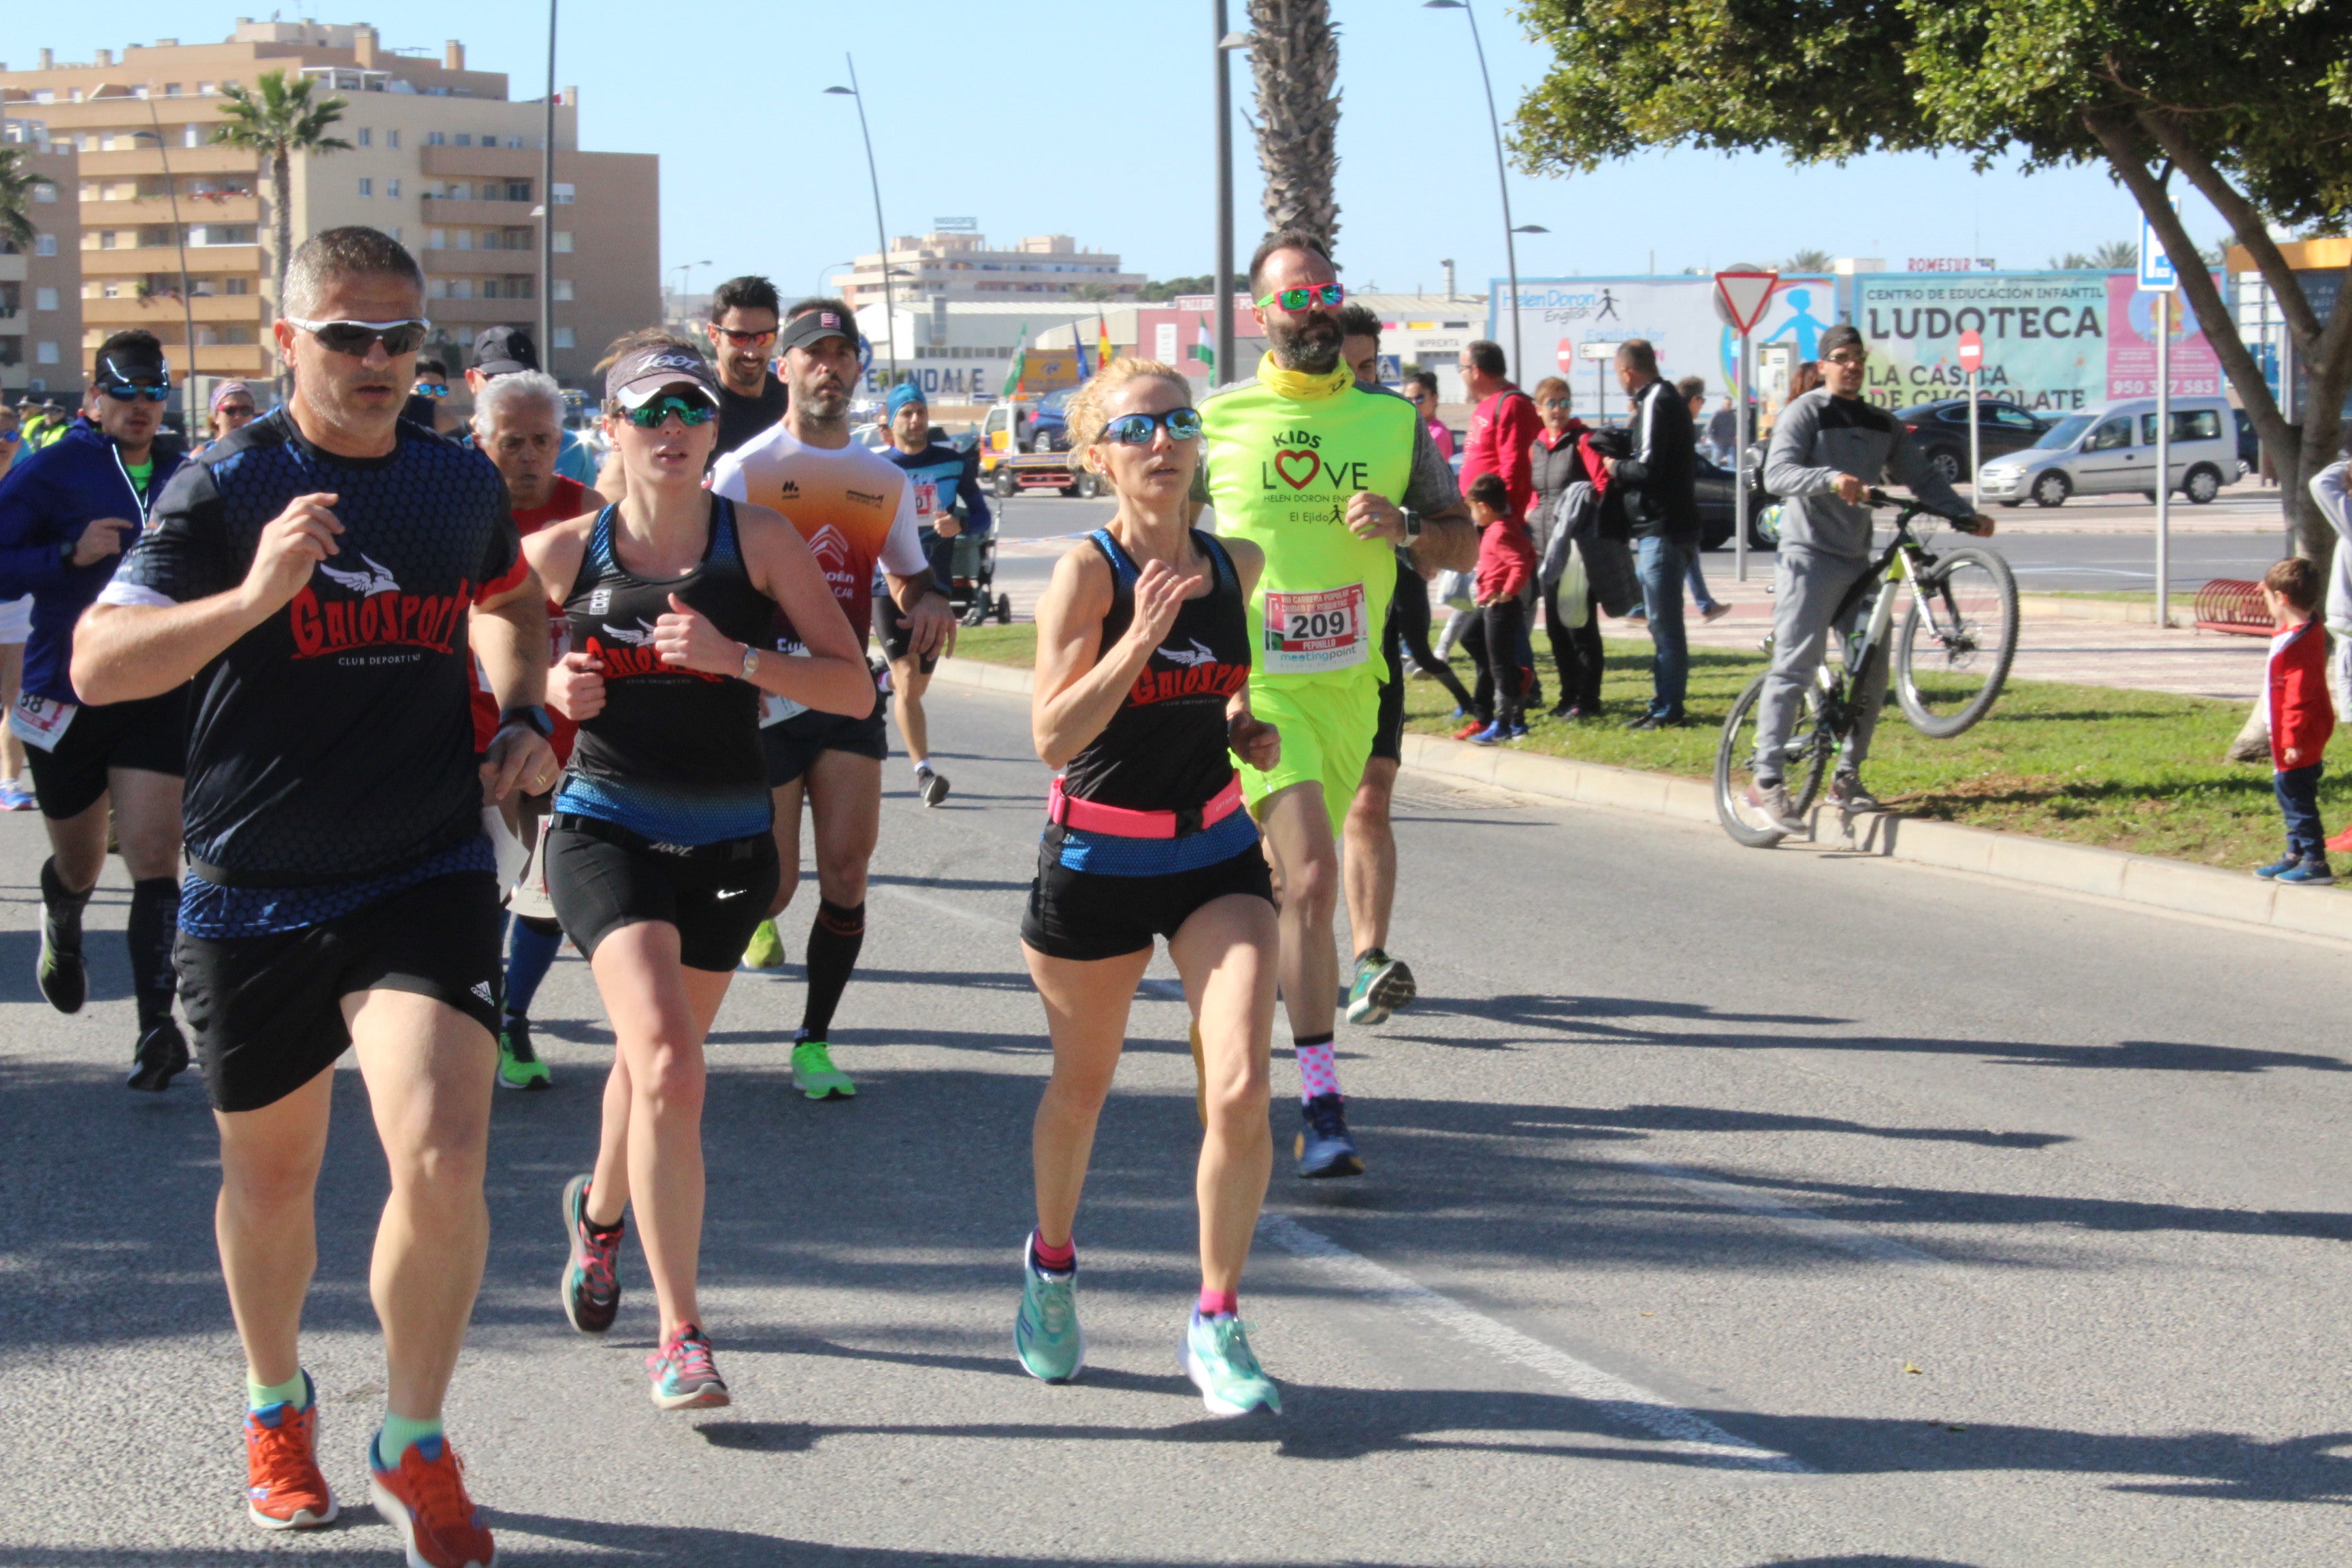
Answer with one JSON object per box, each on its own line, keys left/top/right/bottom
{"left": 1424, "top": 0, "right": 1527, "bottom": 378}
{"left": 131, "top": 112, "right": 199, "bottom": 438}
{"left": 826, "top": 63, "right": 899, "bottom": 388}
{"left": 1213, "top": 14, "right": 1250, "bottom": 388}
{"left": 818, "top": 260, "right": 851, "bottom": 299}
{"left": 540, "top": 0, "right": 559, "bottom": 380}
{"left": 670, "top": 258, "right": 710, "bottom": 303}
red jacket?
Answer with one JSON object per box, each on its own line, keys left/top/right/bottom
{"left": 2270, "top": 617, "right": 2334, "bottom": 769}
{"left": 1463, "top": 387, "right": 1541, "bottom": 522}
{"left": 1475, "top": 512, "right": 1535, "bottom": 603}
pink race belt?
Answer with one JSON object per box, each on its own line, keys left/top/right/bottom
{"left": 1046, "top": 775, "right": 1244, "bottom": 840}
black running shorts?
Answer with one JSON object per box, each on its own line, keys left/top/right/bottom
{"left": 1021, "top": 843, "right": 1274, "bottom": 963}
{"left": 24, "top": 689, "right": 186, "bottom": 820}
{"left": 544, "top": 818, "right": 781, "bottom": 973}
{"left": 1371, "top": 640, "right": 1407, "bottom": 764}
{"left": 762, "top": 702, "right": 889, "bottom": 787}
{"left": 874, "top": 590, "right": 943, "bottom": 675}
{"left": 178, "top": 871, "right": 505, "bottom": 1114}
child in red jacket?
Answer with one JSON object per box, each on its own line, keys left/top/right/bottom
{"left": 2259, "top": 556, "right": 2336, "bottom": 885}
{"left": 1467, "top": 472, "right": 1536, "bottom": 743}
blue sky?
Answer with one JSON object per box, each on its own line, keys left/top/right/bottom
{"left": 32, "top": 2, "right": 2228, "bottom": 301}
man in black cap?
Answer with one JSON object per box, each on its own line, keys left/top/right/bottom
{"left": 706, "top": 276, "right": 790, "bottom": 456}
{"left": 468, "top": 325, "right": 595, "bottom": 483}
{"left": 0, "top": 329, "right": 193, "bottom": 1090}
{"left": 1749, "top": 322, "right": 1994, "bottom": 829}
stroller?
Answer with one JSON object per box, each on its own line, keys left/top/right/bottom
{"left": 945, "top": 525, "right": 1011, "bottom": 626}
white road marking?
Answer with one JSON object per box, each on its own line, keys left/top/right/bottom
{"left": 1635, "top": 1162, "right": 1948, "bottom": 1268}
{"left": 1255, "top": 1211, "right": 1807, "bottom": 1473}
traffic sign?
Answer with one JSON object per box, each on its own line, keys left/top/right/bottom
{"left": 2138, "top": 216, "right": 2178, "bottom": 292}
{"left": 1714, "top": 269, "right": 1780, "bottom": 334}
{"left": 1578, "top": 340, "right": 1617, "bottom": 361}
{"left": 1957, "top": 329, "right": 1983, "bottom": 372}
{"left": 1556, "top": 338, "right": 1575, "bottom": 372}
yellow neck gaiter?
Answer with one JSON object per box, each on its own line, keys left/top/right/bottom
{"left": 1256, "top": 351, "right": 1352, "bottom": 402}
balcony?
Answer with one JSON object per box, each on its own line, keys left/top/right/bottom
{"left": 186, "top": 344, "right": 272, "bottom": 376}
{"left": 419, "top": 146, "right": 546, "bottom": 178}
{"left": 82, "top": 193, "right": 261, "bottom": 227}
{"left": 420, "top": 197, "right": 540, "bottom": 228}
{"left": 420, "top": 244, "right": 539, "bottom": 274}
{"left": 76, "top": 146, "right": 261, "bottom": 179}
{"left": 421, "top": 296, "right": 544, "bottom": 326}
{"left": 82, "top": 293, "right": 267, "bottom": 328}
{"left": 0, "top": 313, "right": 22, "bottom": 336}
{"left": 81, "top": 245, "right": 262, "bottom": 278}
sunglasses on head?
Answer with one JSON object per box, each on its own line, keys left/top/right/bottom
{"left": 714, "top": 328, "right": 777, "bottom": 348}
{"left": 101, "top": 382, "right": 172, "bottom": 403}
{"left": 1254, "top": 282, "right": 1345, "bottom": 313}
{"left": 286, "top": 317, "right": 433, "bottom": 357}
{"left": 622, "top": 395, "right": 718, "bottom": 429}
{"left": 1099, "top": 408, "right": 1202, "bottom": 445}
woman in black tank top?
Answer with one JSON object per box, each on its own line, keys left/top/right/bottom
{"left": 1011, "top": 359, "right": 1287, "bottom": 1416}
{"left": 519, "top": 342, "right": 869, "bottom": 1411}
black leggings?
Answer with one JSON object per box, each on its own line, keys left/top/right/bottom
{"left": 1544, "top": 575, "right": 1605, "bottom": 711}
{"left": 1472, "top": 598, "right": 1528, "bottom": 727}
{"left": 1391, "top": 559, "right": 1474, "bottom": 710}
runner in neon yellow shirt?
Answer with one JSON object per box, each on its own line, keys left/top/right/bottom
{"left": 1190, "top": 231, "right": 1475, "bottom": 1178}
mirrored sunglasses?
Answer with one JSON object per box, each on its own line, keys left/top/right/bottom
{"left": 1100, "top": 408, "right": 1202, "bottom": 445}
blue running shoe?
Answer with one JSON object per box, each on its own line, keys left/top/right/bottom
{"left": 1181, "top": 1311, "right": 1281, "bottom": 1416}
{"left": 1014, "top": 1236, "right": 1085, "bottom": 1383}
{"left": 2279, "top": 860, "right": 2336, "bottom": 886}
{"left": 647, "top": 1324, "right": 729, "bottom": 1409}
{"left": 2255, "top": 855, "right": 2298, "bottom": 880}
{"left": 1294, "top": 1092, "right": 1362, "bottom": 1179}
{"left": 1468, "top": 722, "right": 1506, "bottom": 747}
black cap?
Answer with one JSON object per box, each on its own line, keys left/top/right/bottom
{"left": 1818, "top": 323, "right": 1865, "bottom": 357}
{"left": 96, "top": 340, "right": 170, "bottom": 385}
{"left": 778, "top": 306, "right": 859, "bottom": 356}
{"left": 473, "top": 325, "right": 538, "bottom": 378}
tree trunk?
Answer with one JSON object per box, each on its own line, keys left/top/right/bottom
{"left": 271, "top": 146, "right": 292, "bottom": 316}
{"left": 1246, "top": 0, "right": 1341, "bottom": 251}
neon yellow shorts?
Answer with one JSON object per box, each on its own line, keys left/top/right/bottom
{"left": 1238, "top": 676, "right": 1382, "bottom": 837}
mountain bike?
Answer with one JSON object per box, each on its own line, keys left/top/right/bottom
{"left": 1715, "top": 489, "right": 2019, "bottom": 848}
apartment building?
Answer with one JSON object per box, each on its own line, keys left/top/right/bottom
{"left": 0, "top": 19, "right": 658, "bottom": 397}
{"left": 0, "top": 133, "right": 82, "bottom": 402}
{"left": 835, "top": 229, "right": 1143, "bottom": 312}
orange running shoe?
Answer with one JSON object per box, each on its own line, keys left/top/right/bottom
{"left": 244, "top": 1372, "right": 336, "bottom": 1529}
{"left": 370, "top": 1433, "right": 495, "bottom": 1568}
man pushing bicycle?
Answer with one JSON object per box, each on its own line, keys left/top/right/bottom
{"left": 1749, "top": 323, "right": 1995, "bottom": 831}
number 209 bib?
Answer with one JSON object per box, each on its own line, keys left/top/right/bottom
{"left": 1260, "top": 583, "right": 1368, "bottom": 673}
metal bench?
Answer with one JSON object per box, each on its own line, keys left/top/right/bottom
{"left": 2193, "top": 578, "right": 2272, "bottom": 637}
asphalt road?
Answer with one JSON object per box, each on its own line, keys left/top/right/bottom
{"left": 8, "top": 685, "right": 2352, "bottom": 1565}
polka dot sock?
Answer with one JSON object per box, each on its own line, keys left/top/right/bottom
{"left": 1294, "top": 1033, "right": 1339, "bottom": 1104}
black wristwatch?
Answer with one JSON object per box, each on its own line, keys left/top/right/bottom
{"left": 1403, "top": 510, "right": 1424, "bottom": 541}
{"left": 499, "top": 704, "right": 553, "bottom": 739}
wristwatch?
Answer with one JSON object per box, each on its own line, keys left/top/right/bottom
{"left": 740, "top": 642, "right": 762, "bottom": 681}
{"left": 500, "top": 704, "right": 553, "bottom": 739}
{"left": 1403, "top": 510, "right": 1424, "bottom": 541}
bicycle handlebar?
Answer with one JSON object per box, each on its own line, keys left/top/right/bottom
{"left": 1863, "top": 488, "right": 1976, "bottom": 528}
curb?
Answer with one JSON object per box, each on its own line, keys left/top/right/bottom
{"left": 928, "top": 655, "right": 2352, "bottom": 945}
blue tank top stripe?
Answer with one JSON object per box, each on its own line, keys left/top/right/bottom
{"left": 553, "top": 772, "right": 772, "bottom": 847}
{"left": 1052, "top": 804, "right": 1259, "bottom": 877}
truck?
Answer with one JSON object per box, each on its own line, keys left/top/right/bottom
{"left": 977, "top": 391, "right": 1102, "bottom": 498}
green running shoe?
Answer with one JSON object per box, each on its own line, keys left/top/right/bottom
{"left": 1182, "top": 1311, "right": 1281, "bottom": 1416}
{"left": 1344, "top": 950, "right": 1416, "bottom": 1026}
{"left": 497, "top": 1015, "right": 552, "bottom": 1090}
{"left": 791, "top": 1037, "right": 856, "bottom": 1099}
{"left": 740, "top": 918, "right": 785, "bottom": 970}
{"left": 1013, "top": 1239, "right": 1085, "bottom": 1383}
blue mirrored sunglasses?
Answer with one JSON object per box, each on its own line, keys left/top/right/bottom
{"left": 101, "top": 382, "right": 172, "bottom": 404}
{"left": 1100, "top": 408, "right": 1203, "bottom": 445}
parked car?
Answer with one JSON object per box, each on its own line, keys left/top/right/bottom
{"left": 1894, "top": 397, "right": 2052, "bottom": 485}
{"left": 1974, "top": 395, "right": 2240, "bottom": 508}
{"left": 2236, "top": 407, "right": 2260, "bottom": 474}
{"left": 1697, "top": 450, "right": 1774, "bottom": 551}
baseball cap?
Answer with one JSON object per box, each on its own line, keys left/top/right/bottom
{"left": 604, "top": 343, "right": 723, "bottom": 410}
{"left": 885, "top": 382, "right": 926, "bottom": 418}
{"left": 1818, "top": 323, "right": 1865, "bottom": 358}
{"left": 209, "top": 380, "right": 255, "bottom": 411}
{"left": 473, "top": 325, "right": 538, "bottom": 378}
{"left": 95, "top": 340, "right": 170, "bottom": 385}
{"left": 778, "top": 306, "right": 858, "bottom": 356}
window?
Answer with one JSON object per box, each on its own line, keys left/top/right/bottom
{"left": 386, "top": 178, "right": 401, "bottom": 198}
{"left": 504, "top": 135, "right": 522, "bottom": 149}
{"left": 358, "top": 178, "right": 374, "bottom": 197}
{"left": 36, "top": 342, "right": 60, "bottom": 365}
{"left": 427, "top": 278, "right": 448, "bottom": 299}
{"left": 197, "top": 82, "right": 216, "bottom": 96}
{"left": 32, "top": 89, "right": 54, "bottom": 105}
{"left": 102, "top": 280, "right": 122, "bottom": 298}
{"left": 1991, "top": 406, "right": 2041, "bottom": 431}
{"left": 455, "top": 229, "right": 472, "bottom": 250}
{"left": 2145, "top": 409, "right": 2223, "bottom": 444}
{"left": 78, "top": 135, "right": 96, "bottom": 152}
{"left": 387, "top": 129, "right": 400, "bottom": 149}
{"left": 388, "top": 227, "right": 401, "bottom": 242}
{"left": 552, "top": 231, "right": 573, "bottom": 253}
{"left": 552, "top": 278, "right": 574, "bottom": 301}
{"left": 2087, "top": 418, "right": 2133, "bottom": 452}
{"left": 450, "top": 279, "right": 474, "bottom": 299}
{"left": 428, "top": 229, "right": 446, "bottom": 249}
{"left": 79, "top": 182, "right": 97, "bottom": 201}
{"left": 427, "top": 131, "right": 446, "bottom": 146}
{"left": 551, "top": 182, "right": 575, "bottom": 205}
{"left": 505, "top": 180, "right": 531, "bottom": 201}
{"left": 183, "top": 124, "right": 201, "bottom": 148}
{"left": 356, "top": 128, "right": 372, "bottom": 147}
{"left": 479, "top": 182, "right": 500, "bottom": 200}
{"left": 454, "top": 133, "right": 472, "bottom": 146}
{"left": 482, "top": 130, "right": 499, "bottom": 144}
{"left": 225, "top": 277, "right": 250, "bottom": 295}
{"left": 32, "top": 182, "right": 55, "bottom": 203}
{"left": 553, "top": 327, "right": 574, "bottom": 350}
{"left": 165, "top": 83, "right": 182, "bottom": 97}
{"left": 34, "top": 287, "right": 57, "bottom": 310}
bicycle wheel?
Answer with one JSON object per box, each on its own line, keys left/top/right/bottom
{"left": 1715, "top": 672, "right": 1829, "bottom": 848}
{"left": 1896, "top": 545, "right": 2019, "bottom": 738}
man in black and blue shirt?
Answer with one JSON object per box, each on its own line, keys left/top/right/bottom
{"left": 74, "top": 227, "right": 553, "bottom": 1565}
{"left": 877, "top": 380, "right": 990, "bottom": 806}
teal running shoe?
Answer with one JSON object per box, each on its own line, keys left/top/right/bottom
{"left": 1344, "top": 951, "right": 1416, "bottom": 1026}
{"left": 791, "top": 1037, "right": 856, "bottom": 1099}
{"left": 1181, "top": 1311, "right": 1281, "bottom": 1416}
{"left": 647, "top": 1324, "right": 730, "bottom": 1410}
{"left": 1013, "top": 1238, "right": 1085, "bottom": 1384}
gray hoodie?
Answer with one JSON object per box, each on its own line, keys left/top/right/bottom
{"left": 2311, "top": 459, "right": 2352, "bottom": 635}
{"left": 1765, "top": 389, "right": 1970, "bottom": 559}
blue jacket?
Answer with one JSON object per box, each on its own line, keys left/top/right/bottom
{"left": 0, "top": 418, "right": 189, "bottom": 703}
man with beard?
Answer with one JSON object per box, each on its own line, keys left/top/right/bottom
{"left": 1189, "top": 232, "right": 1473, "bottom": 1178}
{"left": 706, "top": 276, "right": 790, "bottom": 457}
{"left": 711, "top": 301, "right": 955, "bottom": 1099}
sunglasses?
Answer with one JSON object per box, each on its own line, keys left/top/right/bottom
{"left": 286, "top": 316, "right": 433, "bottom": 357}
{"left": 1405, "top": 389, "right": 1433, "bottom": 402}
{"left": 1825, "top": 350, "right": 1867, "bottom": 366}
{"left": 1254, "top": 282, "right": 1345, "bottom": 312}
{"left": 714, "top": 328, "right": 777, "bottom": 348}
{"left": 0, "top": 430, "right": 19, "bottom": 444}
{"left": 216, "top": 403, "right": 257, "bottom": 418}
{"left": 101, "top": 382, "right": 172, "bottom": 403}
{"left": 622, "top": 395, "right": 719, "bottom": 429}
{"left": 1099, "top": 408, "right": 1202, "bottom": 445}
{"left": 413, "top": 382, "right": 448, "bottom": 397}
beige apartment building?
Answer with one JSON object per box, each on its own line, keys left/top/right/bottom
{"left": 835, "top": 229, "right": 1144, "bottom": 312}
{"left": 0, "top": 18, "right": 658, "bottom": 402}
{"left": 0, "top": 134, "right": 83, "bottom": 402}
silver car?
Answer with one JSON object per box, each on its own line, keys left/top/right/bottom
{"left": 1975, "top": 395, "right": 2242, "bottom": 508}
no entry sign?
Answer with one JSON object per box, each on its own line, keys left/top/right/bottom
{"left": 1957, "top": 329, "right": 1984, "bottom": 373}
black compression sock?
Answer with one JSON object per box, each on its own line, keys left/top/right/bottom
{"left": 127, "top": 877, "right": 181, "bottom": 1029}
{"left": 40, "top": 858, "right": 91, "bottom": 947}
{"left": 800, "top": 899, "right": 866, "bottom": 1039}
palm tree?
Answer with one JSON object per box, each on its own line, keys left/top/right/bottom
{"left": 1783, "top": 247, "right": 1835, "bottom": 273}
{"left": 1247, "top": 0, "right": 1342, "bottom": 250}
{"left": 0, "top": 145, "right": 42, "bottom": 254}
{"left": 2051, "top": 239, "right": 2142, "bottom": 271}
{"left": 212, "top": 70, "right": 351, "bottom": 312}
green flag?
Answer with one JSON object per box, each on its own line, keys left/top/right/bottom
{"left": 1002, "top": 322, "right": 1029, "bottom": 398}
{"left": 1189, "top": 314, "right": 1215, "bottom": 380}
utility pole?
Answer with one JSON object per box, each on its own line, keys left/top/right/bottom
{"left": 538, "top": 0, "right": 557, "bottom": 379}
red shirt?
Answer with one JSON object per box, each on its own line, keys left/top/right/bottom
{"left": 1475, "top": 511, "right": 1535, "bottom": 603}
{"left": 1463, "top": 387, "right": 1541, "bottom": 521}
{"left": 472, "top": 473, "right": 589, "bottom": 756}
{"left": 2268, "top": 616, "right": 2334, "bottom": 769}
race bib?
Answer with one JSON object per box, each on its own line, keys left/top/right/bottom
{"left": 913, "top": 480, "right": 938, "bottom": 519}
{"left": 757, "top": 638, "right": 816, "bottom": 728}
{"left": 1260, "top": 583, "right": 1369, "bottom": 674}
{"left": 9, "top": 691, "right": 76, "bottom": 752}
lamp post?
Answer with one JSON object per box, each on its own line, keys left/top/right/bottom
{"left": 1213, "top": 10, "right": 1250, "bottom": 388}
{"left": 818, "top": 261, "right": 851, "bottom": 299}
{"left": 133, "top": 108, "right": 199, "bottom": 437}
{"left": 826, "top": 62, "right": 898, "bottom": 389}
{"left": 538, "top": 1, "right": 560, "bottom": 378}
{"left": 1424, "top": 0, "right": 1525, "bottom": 378}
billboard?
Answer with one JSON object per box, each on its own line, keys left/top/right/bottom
{"left": 1492, "top": 276, "right": 1839, "bottom": 410}
{"left": 1852, "top": 272, "right": 2223, "bottom": 412}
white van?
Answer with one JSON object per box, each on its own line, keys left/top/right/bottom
{"left": 1974, "top": 395, "right": 2243, "bottom": 508}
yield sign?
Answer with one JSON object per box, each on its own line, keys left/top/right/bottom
{"left": 1714, "top": 270, "right": 1780, "bottom": 334}
{"left": 1957, "top": 329, "right": 1984, "bottom": 372}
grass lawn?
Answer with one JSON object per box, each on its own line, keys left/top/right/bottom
{"left": 941, "top": 620, "right": 2322, "bottom": 868}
